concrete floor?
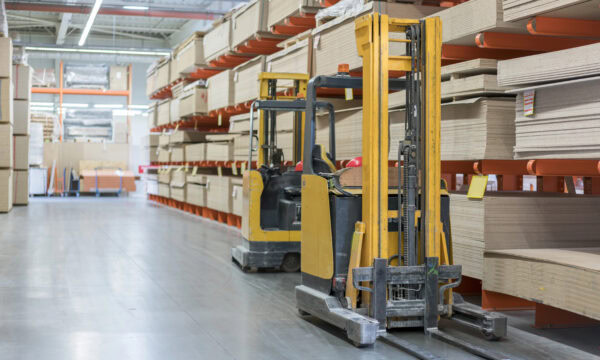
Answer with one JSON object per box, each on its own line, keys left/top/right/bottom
{"left": 0, "top": 196, "right": 598, "bottom": 360}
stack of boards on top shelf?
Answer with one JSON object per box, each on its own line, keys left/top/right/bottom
{"left": 498, "top": 42, "right": 600, "bottom": 159}
{"left": 501, "top": 0, "right": 600, "bottom": 22}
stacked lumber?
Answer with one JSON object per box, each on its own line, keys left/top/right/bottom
{"left": 186, "top": 173, "right": 207, "bottom": 207}
{"left": 266, "top": 34, "right": 311, "bottom": 75}
{"left": 484, "top": 248, "right": 600, "bottom": 321}
{"left": 185, "top": 143, "right": 206, "bottom": 162}
{"left": 206, "top": 134, "right": 237, "bottom": 162}
{"left": 497, "top": 43, "right": 600, "bottom": 87}
{"left": 178, "top": 83, "right": 208, "bottom": 119}
{"left": 155, "top": 56, "right": 171, "bottom": 90}
{"left": 513, "top": 77, "right": 600, "bottom": 159}
{"left": 158, "top": 168, "right": 171, "bottom": 198}
{"left": 156, "top": 99, "right": 170, "bottom": 126}
{"left": 169, "top": 168, "right": 187, "bottom": 202}
{"left": 233, "top": 56, "right": 265, "bottom": 105}
{"left": 203, "top": 13, "right": 233, "bottom": 62}
{"left": 206, "top": 175, "right": 236, "bottom": 213}
{"left": 502, "top": 0, "right": 600, "bottom": 22}
{"left": 432, "top": 0, "right": 526, "bottom": 46}
{"left": 173, "top": 32, "right": 205, "bottom": 75}
{"left": 450, "top": 192, "right": 600, "bottom": 279}
{"left": 313, "top": 2, "right": 441, "bottom": 75}
{"left": 207, "top": 70, "right": 234, "bottom": 112}
{"left": 231, "top": 0, "right": 271, "bottom": 50}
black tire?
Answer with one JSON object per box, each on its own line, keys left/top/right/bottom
{"left": 281, "top": 253, "right": 301, "bottom": 273}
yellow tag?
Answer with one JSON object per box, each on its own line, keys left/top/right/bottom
{"left": 174, "top": 124, "right": 179, "bottom": 132}
{"left": 241, "top": 162, "right": 246, "bottom": 174}
{"left": 184, "top": 163, "right": 188, "bottom": 171}
{"left": 177, "top": 166, "right": 183, "bottom": 172}
{"left": 467, "top": 175, "right": 489, "bottom": 199}
{"left": 218, "top": 113, "right": 222, "bottom": 126}
{"left": 217, "top": 166, "right": 222, "bottom": 176}
{"left": 232, "top": 163, "right": 238, "bottom": 175}
{"left": 192, "top": 166, "right": 198, "bottom": 175}
{"left": 345, "top": 88, "right": 353, "bottom": 101}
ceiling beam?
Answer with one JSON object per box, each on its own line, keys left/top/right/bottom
{"left": 6, "top": 1, "right": 222, "bottom": 20}
{"left": 56, "top": 13, "right": 71, "bottom": 45}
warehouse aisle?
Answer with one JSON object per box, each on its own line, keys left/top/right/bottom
{"left": 0, "top": 197, "right": 597, "bottom": 360}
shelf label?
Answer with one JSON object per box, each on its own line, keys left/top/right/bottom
{"left": 192, "top": 166, "right": 198, "bottom": 175}
{"left": 232, "top": 163, "right": 238, "bottom": 175}
{"left": 218, "top": 113, "right": 222, "bottom": 126}
{"left": 467, "top": 175, "right": 489, "bottom": 199}
{"left": 523, "top": 90, "right": 535, "bottom": 117}
{"left": 345, "top": 88, "right": 353, "bottom": 101}
{"left": 217, "top": 166, "right": 222, "bottom": 177}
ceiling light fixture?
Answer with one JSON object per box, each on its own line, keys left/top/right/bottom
{"left": 123, "top": 5, "right": 149, "bottom": 10}
{"left": 94, "top": 104, "right": 124, "bottom": 109}
{"left": 78, "top": 0, "right": 104, "bottom": 46}
{"left": 62, "top": 103, "right": 89, "bottom": 108}
{"left": 24, "top": 46, "right": 170, "bottom": 57}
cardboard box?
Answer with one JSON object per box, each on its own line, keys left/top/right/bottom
{"left": 0, "top": 169, "right": 12, "bottom": 212}
{"left": 13, "top": 169, "right": 28, "bottom": 205}
{"left": 0, "top": 124, "right": 12, "bottom": 168}
{"left": 13, "top": 135, "right": 28, "bottom": 170}
{"left": 0, "top": 78, "right": 13, "bottom": 124}
{"left": 0, "top": 37, "right": 13, "bottom": 78}
{"left": 13, "top": 99, "right": 29, "bottom": 135}
{"left": 179, "top": 86, "right": 208, "bottom": 117}
{"left": 12, "top": 64, "right": 32, "bottom": 100}
{"left": 109, "top": 65, "right": 128, "bottom": 91}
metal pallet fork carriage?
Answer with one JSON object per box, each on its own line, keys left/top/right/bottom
{"left": 295, "top": 13, "right": 508, "bottom": 359}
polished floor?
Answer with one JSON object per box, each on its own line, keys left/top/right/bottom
{"left": 0, "top": 196, "right": 598, "bottom": 360}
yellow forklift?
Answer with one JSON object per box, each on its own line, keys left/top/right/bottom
{"left": 232, "top": 73, "right": 336, "bottom": 272}
{"left": 295, "top": 14, "right": 508, "bottom": 358}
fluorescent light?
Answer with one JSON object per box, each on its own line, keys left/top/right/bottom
{"left": 123, "top": 5, "right": 149, "bottom": 10}
{"left": 78, "top": 0, "right": 104, "bottom": 46}
{"left": 25, "top": 46, "right": 170, "bottom": 57}
{"left": 31, "top": 106, "right": 55, "bottom": 112}
{"left": 62, "top": 103, "right": 89, "bottom": 108}
{"left": 94, "top": 104, "right": 123, "bottom": 109}
{"left": 128, "top": 104, "right": 148, "bottom": 109}
{"left": 113, "top": 109, "right": 142, "bottom": 116}
{"left": 31, "top": 102, "right": 54, "bottom": 107}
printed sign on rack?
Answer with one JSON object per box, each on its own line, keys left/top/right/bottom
{"left": 523, "top": 90, "right": 535, "bottom": 117}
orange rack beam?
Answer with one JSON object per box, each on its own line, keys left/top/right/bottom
{"left": 187, "top": 67, "right": 222, "bottom": 80}
{"left": 475, "top": 32, "right": 597, "bottom": 52}
{"left": 235, "top": 37, "right": 282, "bottom": 55}
{"left": 528, "top": 16, "right": 600, "bottom": 38}
{"left": 442, "top": 159, "right": 600, "bottom": 177}
{"left": 286, "top": 16, "right": 316, "bottom": 28}
{"left": 441, "top": 44, "right": 539, "bottom": 61}
{"left": 208, "top": 54, "right": 253, "bottom": 68}
{"left": 271, "top": 24, "right": 312, "bottom": 36}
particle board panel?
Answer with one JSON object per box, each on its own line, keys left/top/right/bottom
{"left": 148, "top": 133, "right": 160, "bottom": 147}
{"left": 229, "top": 112, "right": 259, "bottom": 133}
{"left": 0, "top": 169, "right": 12, "bottom": 212}
{"left": 431, "top": 0, "right": 527, "bottom": 46}
{"left": 498, "top": 43, "right": 600, "bottom": 87}
{"left": 158, "top": 182, "right": 170, "bottom": 198}
{"left": 207, "top": 70, "right": 235, "bottom": 112}
{"left": 178, "top": 86, "right": 208, "bottom": 117}
{"left": 483, "top": 248, "right": 600, "bottom": 320}
{"left": 13, "top": 135, "right": 28, "bottom": 170}
{"left": 186, "top": 182, "right": 207, "bottom": 207}
{"left": 450, "top": 192, "right": 600, "bottom": 279}
{"left": 158, "top": 169, "right": 171, "bottom": 184}
{"left": 206, "top": 175, "right": 235, "bottom": 213}
{"left": 185, "top": 143, "right": 207, "bottom": 162}
{"left": 174, "top": 33, "right": 206, "bottom": 75}
{"left": 233, "top": 134, "right": 257, "bottom": 162}
{"left": 513, "top": 78, "right": 600, "bottom": 159}
{"left": 0, "top": 124, "right": 13, "bottom": 168}
{"left": 157, "top": 99, "right": 171, "bottom": 126}
{"left": 156, "top": 57, "right": 171, "bottom": 90}
{"left": 266, "top": 38, "right": 311, "bottom": 75}
{"left": 232, "top": 177, "right": 243, "bottom": 216}
{"left": 206, "top": 142, "right": 234, "bottom": 162}
{"left": 158, "top": 147, "right": 171, "bottom": 163}
{"left": 233, "top": 56, "right": 266, "bottom": 105}
{"left": 171, "top": 146, "right": 185, "bottom": 162}
{"left": 313, "top": 2, "right": 441, "bottom": 76}
{"left": 169, "top": 130, "right": 207, "bottom": 144}
{"left": 149, "top": 146, "right": 159, "bottom": 163}
{"left": 204, "top": 17, "right": 232, "bottom": 62}
{"left": 0, "top": 79, "right": 13, "bottom": 124}
{"left": 502, "top": 0, "right": 600, "bottom": 22}
{"left": 231, "top": 0, "right": 268, "bottom": 49}
{"left": 13, "top": 64, "right": 32, "bottom": 100}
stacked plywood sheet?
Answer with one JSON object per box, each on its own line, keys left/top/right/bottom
{"left": 157, "top": 99, "right": 170, "bottom": 126}
{"left": 497, "top": 43, "right": 600, "bottom": 87}
{"left": 313, "top": 2, "right": 441, "bottom": 75}
{"left": 513, "top": 77, "right": 600, "bottom": 159}
{"left": 169, "top": 130, "right": 206, "bottom": 144}
{"left": 267, "top": 0, "right": 322, "bottom": 30}
{"left": 174, "top": 32, "right": 205, "bottom": 75}
{"left": 185, "top": 143, "right": 206, "bottom": 162}
{"left": 267, "top": 36, "right": 311, "bottom": 75}
{"left": 208, "top": 70, "right": 234, "bottom": 112}
{"left": 178, "top": 83, "right": 208, "bottom": 118}
{"left": 231, "top": 0, "right": 269, "bottom": 49}
{"left": 186, "top": 173, "right": 207, "bottom": 207}
{"left": 502, "top": 0, "right": 600, "bottom": 22}
{"left": 432, "top": 0, "right": 526, "bottom": 46}
{"left": 233, "top": 56, "right": 265, "bottom": 105}
{"left": 169, "top": 169, "right": 187, "bottom": 202}
{"left": 206, "top": 175, "right": 236, "bottom": 213}
{"left": 484, "top": 248, "right": 600, "bottom": 320}
{"left": 450, "top": 193, "right": 600, "bottom": 279}
{"left": 204, "top": 14, "right": 233, "bottom": 62}
{"left": 206, "top": 134, "right": 236, "bottom": 161}
{"left": 232, "top": 177, "right": 244, "bottom": 216}
{"left": 155, "top": 57, "right": 171, "bottom": 90}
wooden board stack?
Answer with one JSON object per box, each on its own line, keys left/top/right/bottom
{"left": 233, "top": 56, "right": 265, "bottom": 105}
{"left": 450, "top": 193, "right": 600, "bottom": 279}
{"left": 207, "top": 70, "right": 234, "bottom": 112}
{"left": 502, "top": 0, "right": 600, "bottom": 22}
{"left": 497, "top": 43, "right": 600, "bottom": 159}
{"left": 484, "top": 248, "right": 600, "bottom": 321}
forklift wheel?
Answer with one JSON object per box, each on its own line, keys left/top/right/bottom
{"left": 281, "top": 253, "right": 300, "bottom": 273}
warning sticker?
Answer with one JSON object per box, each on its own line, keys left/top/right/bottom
{"left": 523, "top": 90, "right": 535, "bottom": 117}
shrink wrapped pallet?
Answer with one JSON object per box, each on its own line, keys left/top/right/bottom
{"left": 231, "top": 0, "right": 269, "bottom": 49}
{"left": 206, "top": 175, "right": 235, "bottom": 213}
{"left": 207, "top": 70, "right": 234, "bottom": 112}
{"left": 233, "top": 55, "right": 265, "bottom": 105}
{"left": 450, "top": 192, "right": 600, "bottom": 279}
{"left": 174, "top": 32, "right": 206, "bottom": 75}
{"left": 484, "top": 248, "right": 600, "bottom": 321}
{"left": 29, "top": 123, "right": 43, "bottom": 166}
{"left": 185, "top": 143, "right": 206, "bottom": 162}
{"left": 313, "top": 2, "right": 441, "bottom": 75}
{"left": 179, "top": 85, "right": 208, "bottom": 118}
